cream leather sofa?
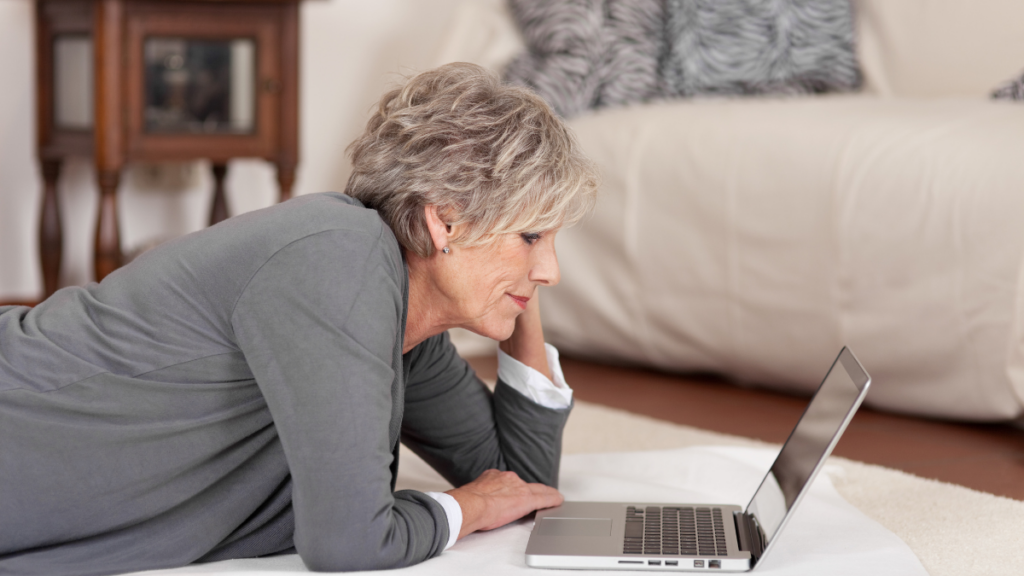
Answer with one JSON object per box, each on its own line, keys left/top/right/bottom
{"left": 440, "top": 0, "right": 1024, "bottom": 421}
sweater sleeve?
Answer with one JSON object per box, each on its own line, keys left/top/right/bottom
{"left": 231, "top": 229, "right": 448, "bottom": 572}
{"left": 400, "top": 332, "right": 572, "bottom": 489}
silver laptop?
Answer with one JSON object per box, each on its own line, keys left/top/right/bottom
{"left": 526, "top": 347, "right": 871, "bottom": 572}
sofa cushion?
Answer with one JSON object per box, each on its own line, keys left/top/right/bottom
{"left": 544, "top": 96, "right": 1024, "bottom": 421}
{"left": 663, "top": 0, "right": 861, "bottom": 96}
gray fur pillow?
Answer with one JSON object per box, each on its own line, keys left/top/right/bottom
{"left": 505, "top": 0, "right": 665, "bottom": 118}
{"left": 599, "top": 0, "right": 666, "bottom": 108}
{"left": 992, "top": 71, "right": 1024, "bottom": 100}
{"left": 505, "top": 0, "right": 604, "bottom": 118}
{"left": 663, "top": 0, "right": 861, "bottom": 97}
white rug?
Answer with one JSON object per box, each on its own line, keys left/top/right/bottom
{"left": 563, "top": 401, "right": 1024, "bottom": 576}
{"left": 129, "top": 399, "right": 1024, "bottom": 576}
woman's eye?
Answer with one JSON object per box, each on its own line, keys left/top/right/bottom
{"left": 521, "top": 232, "right": 541, "bottom": 245}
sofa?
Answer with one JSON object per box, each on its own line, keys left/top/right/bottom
{"left": 438, "top": 0, "right": 1024, "bottom": 422}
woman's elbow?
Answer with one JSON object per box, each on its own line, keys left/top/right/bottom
{"left": 296, "top": 530, "right": 423, "bottom": 572}
{"left": 300, "top": 548, "right": 407, "bottom": 573}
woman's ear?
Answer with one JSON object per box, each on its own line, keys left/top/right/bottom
{"left": 423, "top": 205, "right": 452, "bottom": 253}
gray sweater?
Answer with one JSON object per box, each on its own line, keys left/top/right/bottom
{"left": 0, "top": 193, "right": 570, "bottom": 576}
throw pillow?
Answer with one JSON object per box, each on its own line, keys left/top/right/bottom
{"left": 663, "top": 0, "right": 861, "bottom": 97}
{"left": 505, "top": 0, "right": 606, "bottom": 118}
{"left": 599, "top": 0, "right": 667, "bottom": 108}
{"left": 992, "top": 71, "right": 1024, "bottom": 100}
{"left": 505, "top": 0, "right": 666, "bottom": 118}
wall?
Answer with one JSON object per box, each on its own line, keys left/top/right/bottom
{"left": 0, "top": 0, "right": 518, "bottom": 301}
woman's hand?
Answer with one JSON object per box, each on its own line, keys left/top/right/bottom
{"left": 446, "top": 469, "right": 564, "bottom": 539}
{"left": 498, "top": 292, "right": 553, "bottom": 381}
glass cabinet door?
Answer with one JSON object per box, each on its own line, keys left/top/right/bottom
{"left": 143, "top": 37, "right": 255, "bottom": 134}
{"left": 123, "top": 4, "right": 284, "bottom": 162}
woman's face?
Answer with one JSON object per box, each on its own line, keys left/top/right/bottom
{"left": 444, "top": 229, "right": 561, "bottom": 341}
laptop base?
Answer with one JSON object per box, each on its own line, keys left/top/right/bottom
{"left": 526, "top": 502, "right": 753, "bottom": 572}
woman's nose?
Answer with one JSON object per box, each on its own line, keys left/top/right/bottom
{"left": 530, "top": 242, "right": 560, "bottom": 286}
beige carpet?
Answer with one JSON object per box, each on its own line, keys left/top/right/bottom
{"left": 563, "top": 400, "right": 1024, "bottom": 576}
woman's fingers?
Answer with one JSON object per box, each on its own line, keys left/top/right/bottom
{"left": 498, "top": 292, "right": 553, "bottom": 381}
{"left": 446, "top": 469, "right": 564, "bottom": 538}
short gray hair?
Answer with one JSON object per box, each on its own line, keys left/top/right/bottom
{"left": 344, "top": 62, "right": 599, "bottom": 257}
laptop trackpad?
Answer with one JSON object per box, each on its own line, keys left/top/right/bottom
{"left": 536, "top": 517, "right": 612, "bottom": 537}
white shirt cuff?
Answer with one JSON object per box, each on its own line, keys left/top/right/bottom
{"left": 425, "top": 491, "right": 461, "bottom": 550}
{"left": 496, "top": 343, "right": 573, "bottom": 409}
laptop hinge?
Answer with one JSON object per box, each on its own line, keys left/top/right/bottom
{"left": 733, "top": 512, "right": 766, "bottom": 566}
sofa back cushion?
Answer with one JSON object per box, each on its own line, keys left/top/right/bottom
{"left": 854, "top": 0, "right": 1024, "bottom": 97}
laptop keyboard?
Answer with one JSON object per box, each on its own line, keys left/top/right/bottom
{"left": 623, "top": 506, "right": 728, "bottom": 556}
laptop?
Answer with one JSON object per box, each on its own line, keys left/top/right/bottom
{"left": 525, "top": 347, "right": 871, "bottom": 572}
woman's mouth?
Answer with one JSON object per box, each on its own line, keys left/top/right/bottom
{"left": 507, "top": 294, "right": 529, "bottom": 310}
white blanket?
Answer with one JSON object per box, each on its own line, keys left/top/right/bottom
{"left": 131, "top": 446, "right": 926, "bottom": 576}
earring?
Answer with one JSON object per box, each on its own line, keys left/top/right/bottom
{"left": 442, "top": 246, "right": 451, "bottom": 254}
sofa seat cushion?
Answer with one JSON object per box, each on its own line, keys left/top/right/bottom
{"left": 544, "top": 95, "right": 1024, "bottom": 420}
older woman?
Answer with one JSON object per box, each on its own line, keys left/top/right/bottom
{"left": 0, "top": 63, "right": 597, "bottom": 575}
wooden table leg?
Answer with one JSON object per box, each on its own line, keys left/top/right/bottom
{"left": 210, "top": 163, "right": 229, "bottom": 225}
{"left": 94, "top": 168, "right": 122, "bottom": 282}
{"left": 276, "top": 162, "right": 295, "bottom": 203}
{"left": 39, "top": 158, "right": 63, "bottom": 299}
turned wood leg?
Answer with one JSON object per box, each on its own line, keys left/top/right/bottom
{"left": 276, "top": 163, "right": 295, "bottom": 203}
{"left": 39, "top": 159, "right": 63, "bottom": 299}
{"left": 94, "top": 169, "right": 122, "bottom": 282}
{"left": 209, "top": 163, "right": 229, "bottom": 226}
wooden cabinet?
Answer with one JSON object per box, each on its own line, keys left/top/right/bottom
{"left": 35, "top": 0, "right": 299, "bottom": 297}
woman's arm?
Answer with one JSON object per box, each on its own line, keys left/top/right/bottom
{"left": 400, "top": 295, "right": 572, "bottom": 540}
{"left": 445, "top": 294, "right": 570, "bottom": 537}
{"left": 401, "top": 329, "right": 571, "bottom": 482}
{"left": 498, "top": 295, "right": 552, "bottom": 381}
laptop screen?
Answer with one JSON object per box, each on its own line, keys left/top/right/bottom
{"left": 745, "top": 348, "right": 870, "bottom": 544}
